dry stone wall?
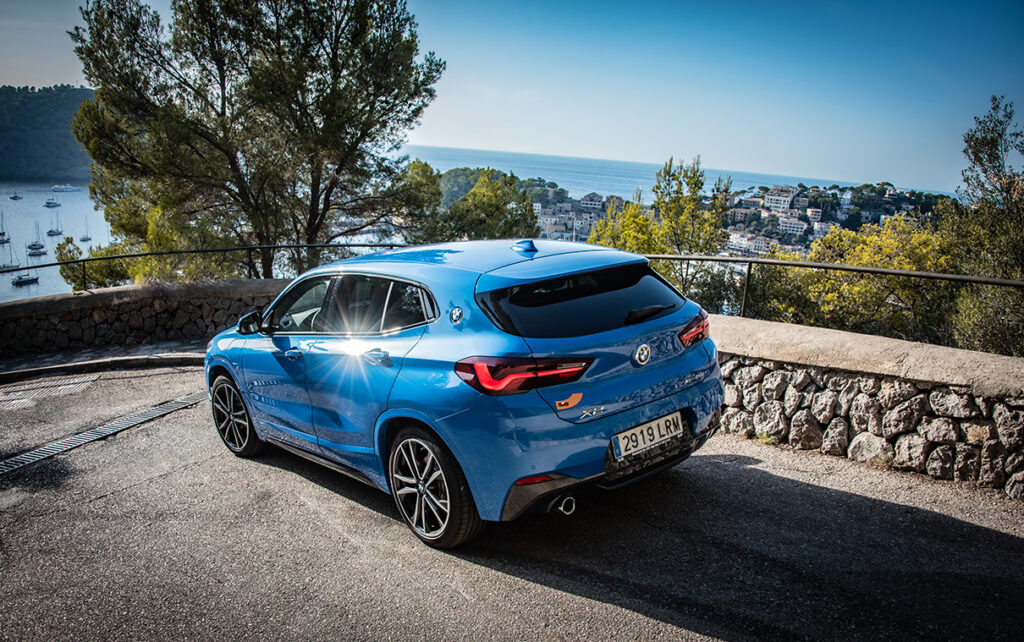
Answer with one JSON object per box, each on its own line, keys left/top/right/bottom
{"left": 0, "top": 279, "right": 290, "bottom": 357}
{"left": 717, "top": 353, "right": 1024, "bottom": 500}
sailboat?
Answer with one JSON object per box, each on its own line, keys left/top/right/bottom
{"left": 47, "top": 210, "right": 63, "bottom": 236}
{"left": 80, "top": 216, "right": 92, "bottom": 242}
{"left": 27, "top": 222, "right": 47, "bottom": 256}
{"left": 2, "top": 235, "right": 18, "bottom": 270}
{"left": 11, "top": 254, "right": 38, "bottom": 287}
{"left": 0, "top": 210, "right": 9, "bottom": 244}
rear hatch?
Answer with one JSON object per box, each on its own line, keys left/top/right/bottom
{"left": 475, "top": 259, "right": 715, "bottom": 423}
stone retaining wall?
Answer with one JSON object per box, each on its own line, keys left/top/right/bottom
{"left": 712, "top": 315, "right": 1024, "bottom": 500}
{"left": 0, "top": 280, "right": 290, "bottom": 356}
{"left": 2, "top": 283, "right": 1023, "bottom": 501}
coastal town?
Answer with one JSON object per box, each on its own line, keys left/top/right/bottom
{"left": 534, "top": 181, "right": 945, "bottom": 256}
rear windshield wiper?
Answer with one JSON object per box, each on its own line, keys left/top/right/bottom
{"left": 624, "top": 304, "right": 676, "bottom": 325}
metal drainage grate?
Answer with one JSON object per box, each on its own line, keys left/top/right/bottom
{"left": 0, "top": 390, "right": 208, "bottom": 477}
{"left": 0, "top": 374, "right": 102, "bottom": 411}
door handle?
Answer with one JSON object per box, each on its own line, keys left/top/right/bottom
{"left": 362, "top": 348, "right": 391, "bottom": 365}
{"left": 284, "top": 348, "right": 303, "bottom": 360}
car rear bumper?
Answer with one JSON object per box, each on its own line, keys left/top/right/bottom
{"left": 499, "top": 406, "right": 721, "bottom": 521}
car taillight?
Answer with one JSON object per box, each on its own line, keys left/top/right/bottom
{"left": 454, "top": 356, "right": 592, "bottom": 396}
{"left": 678, "top": 309, "right": 710, "bottom": 347}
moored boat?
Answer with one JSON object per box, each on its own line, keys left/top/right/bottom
{"left": 47, "top": 211, "right": 63, "bottom": 237}
{"left": 27, "top": 222, "right": 47, "bottom": 256}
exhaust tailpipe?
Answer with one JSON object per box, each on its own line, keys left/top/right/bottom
{"left": 547, "top": 495, "right": 575, "bottom": 516}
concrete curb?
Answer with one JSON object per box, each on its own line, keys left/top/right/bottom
{"left": 0, "top": 353, "right": 205, "bottom": 384}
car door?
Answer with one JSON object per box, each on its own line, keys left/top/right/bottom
{"left": 240, "top": 274, "right": 333, "bottom": 451}
{"left": 306, "top": 275, "right": 433, "bottom": 473}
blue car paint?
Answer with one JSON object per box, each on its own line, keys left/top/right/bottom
{"left": 204, "top": 240, "right": 725, "bottom": 522}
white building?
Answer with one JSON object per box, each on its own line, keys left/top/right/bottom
{"left": 778, "top": 216, "right": 808, "bottom": 236}
{"left": 764, "top": 186, "right": 797, "bottom": 213}
{"left": 807, "top": 208, "right": 822, "bottom": 222}
{"left": 813, "top": 222, "right": 838, "bottom": 239}
{"left": 750, "top": 236, "right": 773, "bottom": 254}
{"left": 580, "top": 192, "right": 604, "bottom": 210}
{"left": 839, "top": 190, "right": 853, "bottom": 210}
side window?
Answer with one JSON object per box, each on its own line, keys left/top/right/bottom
{"left": 265, "top": 276, "right": 331, "bottom": 333}
{"left": 322, "top": 275, "right": 390, "bottom": 334}
{"left": 383, "top": 281, "right": 429, "bottom": 332}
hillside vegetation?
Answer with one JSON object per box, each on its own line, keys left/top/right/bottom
{"left": 0, "top": 85, "right": 94, "bottom": 180}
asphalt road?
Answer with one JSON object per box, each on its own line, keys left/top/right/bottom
{"left": 1, "top": 367, "right": 1023, "bottom": 641}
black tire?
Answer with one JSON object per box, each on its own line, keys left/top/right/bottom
{"left": 209, "top": 374, "right": 263, "bottom": 457}
{"left": 388, "top": 425, "right": 483, "bottom": 548}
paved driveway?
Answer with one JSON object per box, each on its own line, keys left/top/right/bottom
{"left": 1, "top": 368, "right": 1023, "bottom": 640}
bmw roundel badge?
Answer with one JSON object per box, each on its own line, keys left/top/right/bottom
{"left": 635, "top": 343, "right": 651, "bottom": 365}
{"left": 450, "top": 307, "right": 463, "bottom": 324}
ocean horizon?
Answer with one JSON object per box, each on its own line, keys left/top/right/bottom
{"left": 402, "top": 145, "right": 954, "bottom": 199}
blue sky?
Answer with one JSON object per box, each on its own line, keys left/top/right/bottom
{"left": 1, "top": 1, "right": 1022, "bottom": 191}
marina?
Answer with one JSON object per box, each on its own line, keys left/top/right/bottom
{"left": 0, "top": 181, "right": 111, "bottom": 302}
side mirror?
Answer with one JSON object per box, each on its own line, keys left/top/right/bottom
{"left": 237, "top": 310, "right": 262, "bottom": 335}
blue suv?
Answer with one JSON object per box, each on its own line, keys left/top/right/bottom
{"left": 205, "top": 240, "right": 724, "bottom": 547}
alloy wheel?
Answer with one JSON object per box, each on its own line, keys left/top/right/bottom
{"left": 390, "top": 437, "right": 451, "bottom": 540}
{"left": 212, "top": 380, "right": 251, "bottom": 451}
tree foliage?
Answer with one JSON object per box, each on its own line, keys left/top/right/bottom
{"left": 55, "top": 237, "right": 132, "bottom": 290}
{"left": 0, "top": 85, "right": 94, "bottom": 180}
{"left": 588, "top": 189, "right": 663, "bottom": 256}
{"left": 653, "top": 156, "right": 730, "bottom": 291}
{"left": 71, "top": 0, "right": 444, "bottom": 277}
{"left": 744, "top": 217, "right": 958, "bottom": 344}
{"left": 939, "top": 95, "right": 1024, "bottom": 356}
{"left": 407, "top": 170, "right": 539, "bottom": 243}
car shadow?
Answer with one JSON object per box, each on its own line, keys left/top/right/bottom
{"left": 251, "top": 444, "right": 1024, "bottom": 640}
{"left": 254, "top": 443, "right": 396, "bottom": 518}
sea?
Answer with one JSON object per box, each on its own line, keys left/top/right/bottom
{"left": 0, "top": 147, "right": 922, "bottom": 304}
{"left": 402, "top": 145, "right": 869, "bottom": 200}
{"left": 1, "top": 180, "right": 111, "bottom": 303}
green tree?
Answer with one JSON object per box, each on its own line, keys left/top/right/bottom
{"left": 940, "top": 95, "right": 1024, "bottom": 356}
{"left": 71, "top": 0, "right": 444, "bottom": 278}
{"left": 416, "top": 171, "right": 539, "bottom": 242}
{"left": 55, "top": 237, "right": 131, "bottom": 290}
{"left": 653, "top": 156, "right": 729, "bottom": 291}
{"left": 748, "top": 217, "right": 958, "bottom": 344}
{"left": 0, "top": 85, "right": 94, "bottom": 180}
{"left": 588, "top": 190, "right": 664, "bottom": 256}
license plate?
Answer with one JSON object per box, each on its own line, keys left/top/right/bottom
{"left": 611, "top": 412, "right": 687, "bottom": 460}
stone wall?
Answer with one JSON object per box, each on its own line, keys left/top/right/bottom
{"left": 712, "top": 315, "right": 1024, "bottom": 500}
{"left": 0, "top": 279, "right": 290, "bottom": 356}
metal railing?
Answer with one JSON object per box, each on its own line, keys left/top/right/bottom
{"left": 645, "top": 254, "right": 1024, "bottom": 317}
{"left": 3, "top": 243, "right": 1023, "bottom": 318}
{"left": 0, "top": 242, "right": 404, "bottom": 292}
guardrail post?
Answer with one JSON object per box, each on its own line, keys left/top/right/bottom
{"left": 740, "top": 261, "right": 752, "bottom": 317}
{"left": 80, "top": 261, "right": 87, "bottom": 291}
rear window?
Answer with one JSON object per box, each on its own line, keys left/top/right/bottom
{"left": 477, "top": 262, "right": 685, "bottom": 338}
